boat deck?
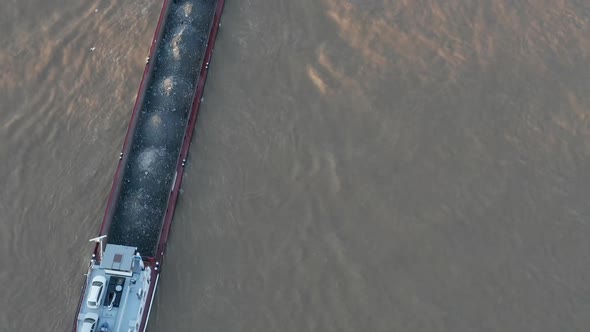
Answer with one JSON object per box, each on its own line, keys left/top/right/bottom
{"left": 76, "top": 244, "right": 153, "bottom": 332}
{"left": 107, "top": 0, "right": 218, "bottom": 257}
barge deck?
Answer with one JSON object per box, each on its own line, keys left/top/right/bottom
{"left": 108, "top": 0, "right": 218, "bottom": 257}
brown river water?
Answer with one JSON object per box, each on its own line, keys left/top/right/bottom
{"left": 2, "top": 0, "right": 590, "bottom": 331}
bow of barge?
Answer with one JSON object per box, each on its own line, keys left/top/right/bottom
{"left": 73, "top": 1, "right": 225, "bottom": 331}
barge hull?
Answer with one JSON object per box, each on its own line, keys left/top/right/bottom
{"left": 73, "top": 0, "right": 225, "bottom": 330}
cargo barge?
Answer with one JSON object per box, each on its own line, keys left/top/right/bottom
{"left": 72, "top": 1, "right": 225, "bottom": 331}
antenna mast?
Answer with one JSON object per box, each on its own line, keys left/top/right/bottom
{"left": 89, "top": 235, "right": 107, "bottom": 262}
